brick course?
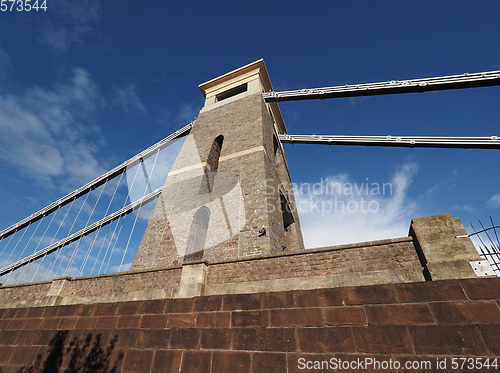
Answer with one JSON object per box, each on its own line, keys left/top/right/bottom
{"left": 0, "top": 277, "right": 498, "bottom": 372}
{"left": 62, "top": 268, "right": 182, "bottom": 298}
{"left": 207, "top": 238, "right": 421, "bottom": 285}
{"left": 0, "top": 282, "right": 51, "bottom": 303}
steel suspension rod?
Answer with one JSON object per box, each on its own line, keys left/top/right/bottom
{"left": 0, "top": 123, "right": 192, "bottom": 242}
{"left": 278, "top": 134, "right": 500, "bottom": 149}
{"left": 0, "top": 188, "right": 162, "bottom": 277}
{"left": 264, "top": 70, "right": 500, "bottom": 102}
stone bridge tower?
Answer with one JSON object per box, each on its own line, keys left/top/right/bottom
{"left": 131, "top": 60, "right": 304, "bottom": 273}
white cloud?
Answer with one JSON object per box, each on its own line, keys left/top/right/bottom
{"left": 109, "top": 262, "right": 132, "bottom": 273}
{"left": 488, "top": 194, "right": 500, "bottom": 208}
{"left": 348, "top": 96, "right": 368, "bottom": 107}
{"left": 112, "top": 83, "right": 147, "bottom": 115}
{"left": 0, "top": 68, "right": 106, "bottom": 188}
{"left": 451, "top": 204, "right": 477, "bottom": 213}
{"left": 177, "top": 102, "right": 200, "bottom": 123}
{"left": 294, "top": 162, "right": 419, "bottom": 248}
{"left": 38, "top": 0, "right": 102, "bottom": 52}
{"left": 155, "top": 101, "right": 201, "bottom": 128}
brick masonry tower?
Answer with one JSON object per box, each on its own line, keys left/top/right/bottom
{"left": 131, "top": 60, "right": 304, "bottom": 273}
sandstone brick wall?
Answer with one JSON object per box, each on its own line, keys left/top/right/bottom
{"left": 62, "top": 268, "right": 182, "bottom": 298}
{"left": 207, "top": 237, "right": 421, "bottom": 284}
{"left": 0, "top": 267, "right": 182, "bottom": 308}
{"left": 0, "top": 282, "right": 52, "bottom": 303}
{"left": 0, "top": 277, "right": 498, "bottom": 372}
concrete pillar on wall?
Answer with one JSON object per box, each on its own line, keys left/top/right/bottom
{"left": 175, "top": 263, "right": 208, "bottom": 298}
{"left": 45, "top": 276, "right": 71, "bottom": 306}
{"left": 131, "top": 60, "right": 304, "bottom": 272}
{"left": 410, "top": 213, "right": 493, "bottom": 280}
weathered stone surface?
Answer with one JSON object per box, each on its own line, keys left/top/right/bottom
{"left": 175, "top": 263, "right": 208, "bottom": 298}
{"left": 0, "top": 278, "right": 499, "bottom": 372}
{"left": 132, "top": 62, "right": 304, "bottom": 271}
{"left": 410, "top": 213, "right": 484, "bottom": 280}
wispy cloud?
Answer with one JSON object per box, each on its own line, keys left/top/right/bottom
{"left": 150, "top": 93, "right": 203, "bottom": 129}
{"left": 451, "top": 204, "right": 477, "bottom": 213}
{"left": 111, "top": 83, "right": 147, "bottom": 115}
{"left": 177, "top": 102, "right": 200, "bottom": 123}
{"left": 0, "top": 68, "right": 106, "bottom": 188}
{"left": 154, "top": 102, "right": 200, "bottom": 128}
{"left": 488, "top": 194, "right": 500, "bottom": 208}
{"left": 109, "top": 262, "right": 132, "bottom": 273}
{"left": 37, "top": 0, "right": 102, "bottom": 52}
{"left": 294, "top": 162, "right": 419, "bottom": 248}
{"left": 348, "top": 96, "right": 368, "bottom": 107}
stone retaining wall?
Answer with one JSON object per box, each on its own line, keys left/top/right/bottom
{"left": 0, "top": 237, "right": 424, "bottom": 308}
{"left": 0, "top": 277, "right": 498, "bottom": 372}
{"left": 207, "top": 237, "right": 420, "bottom": 284}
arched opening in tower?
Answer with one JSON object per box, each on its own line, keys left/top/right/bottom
{"left": 200, "top": 134, "right": 224, "bottom": 194}
{"left": 184, "top": 206, "right": 211, "bottom": 262}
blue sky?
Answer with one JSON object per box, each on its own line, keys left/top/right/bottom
{"left": 0, "top": 0, "right": 499, "bottom": 259}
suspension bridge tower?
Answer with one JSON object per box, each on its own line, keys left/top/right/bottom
{"left": 131, "top": 60, "right": 304, "bottom": 275}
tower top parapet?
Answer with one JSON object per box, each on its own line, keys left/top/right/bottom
{"left": 199, "top": 59, "right": 287, "bottom": 134}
